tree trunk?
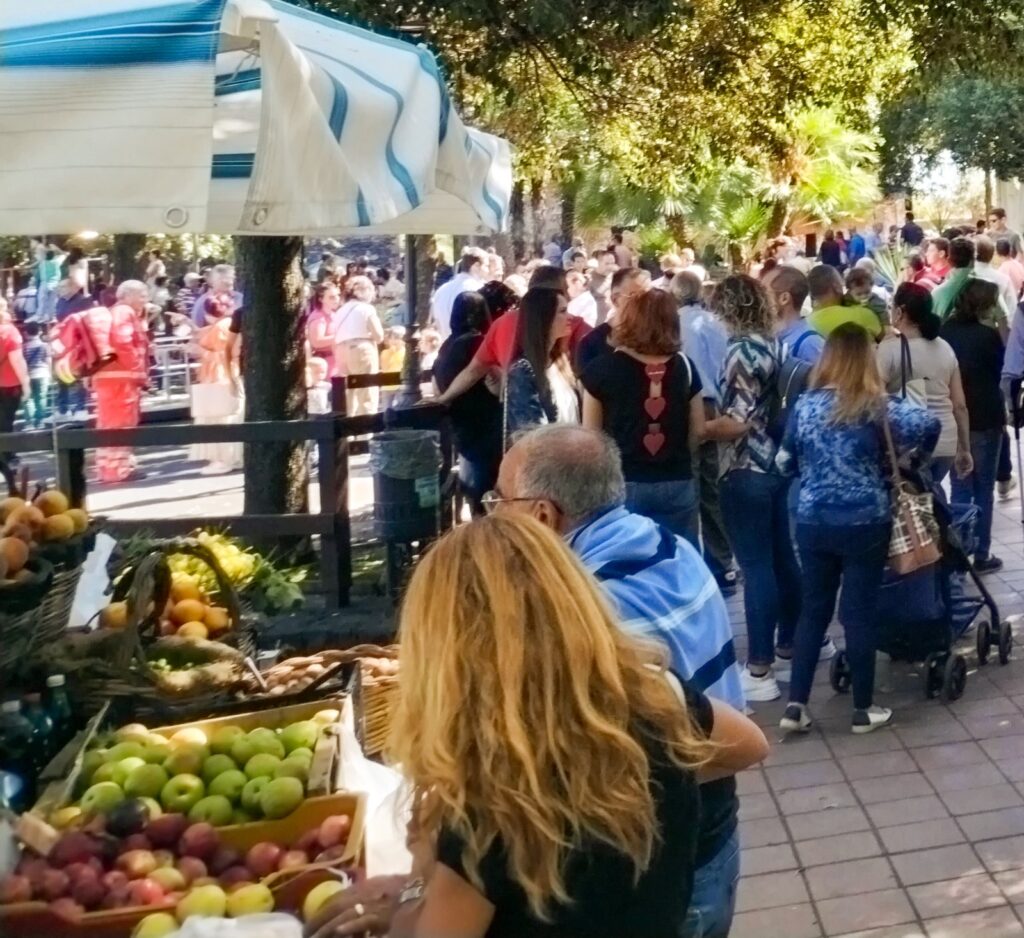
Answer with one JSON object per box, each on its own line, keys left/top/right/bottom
{"left": 559, "top": 184, "right": 577, "bottom": 245}
{"left": 234, "top": 235, "right": 308, "bottom": 528}
{"left": 528, "top": 178, "right": 544, "bottom": 254}
{"left": 451, "top": 235, "right": 469, "bottom": 258}
{"left": 510, "top": 182, "right": 526, "bottom": 261}
{"left": 112, "top": 234, "right": 146, "bottom": 282}
{"left": 414, "top": 235, "right": 436, "bottom": 326}
{"left": 984, "top": 169, "right": 993, "bottom": 219}
{"left": 766, "top": 199, "right": 789, "bottom": 240}
{"left": 665, "top": 213, "right": 690, "bottom": 248}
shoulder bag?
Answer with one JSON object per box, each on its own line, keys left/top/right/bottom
{"left": 898, "top": 334, "right": 928, "bottom": 410}
{"left": 881, "top": 403, "right": 940, "bottom": 575}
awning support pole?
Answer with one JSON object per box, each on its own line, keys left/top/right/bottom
{"left": 393, "top": 233, "right": 422, "bottom": 408}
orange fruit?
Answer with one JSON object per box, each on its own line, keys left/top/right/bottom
{"left": 42, "top": 514, "right": 75, "bottom": 542}
{"left": 0, "top": 497, "right": 25, "bottom": 521}
{"left": 8, "top": 505, "right": 44, "bottom": 533}
{"left": 100, "top": 602, "right": 129, "bottom": 630}
{"left": 0, "top": 536, "right": 29, "bottom": 574}
{"left": 171, "top": 598, "right": 207, "bottom": 625}
{"left": 170, "top": 575, "right": 202, "bottom": 603}
{"left": 66, "top": 508, "right": 89, "bottom": 534}
{"left": 34, "top": 491, "right": 70, "bottom": 517}
{"left": 203, "top": 606, "right": 230, "bottom": 633}
{"left": 178, "top": 621, "right": 209, "bottom": 640}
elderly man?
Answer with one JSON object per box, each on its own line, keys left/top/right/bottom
{"left": 190, "top": 264, "right": 242, "bottom": 326}
{"left": 91, "top": 281, "right": 150, "bottom": 482}
{"left": 430, "top": 248, "right": 486, "bottom": 340}
{"left": 490, "top": 424, "right": 744, "bottom": 938}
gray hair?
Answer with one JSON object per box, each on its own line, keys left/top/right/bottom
{"left": 854, "top": 257, "right": 876, "bottom": 275}
{"left": 211, "top": 264, "right": 235, "bottom": 285}
{"left": 669, "top": 270, "right": 703, "bottom": 306}
{"left": 512, "top": 425, "right": 626, "bottom": 527}
{"left": 116, "top": 279, "right": 148, "bottom": 301}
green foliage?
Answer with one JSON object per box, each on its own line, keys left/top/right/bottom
{"left": 932, "top": 78, "right": 1024, "bottom": 179}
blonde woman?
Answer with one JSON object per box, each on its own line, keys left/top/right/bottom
{"left": 333, "top": 275, "right": 385, "bottom": 415}
{"left": 306, "top": 513, "right": 767, "bottom": 938}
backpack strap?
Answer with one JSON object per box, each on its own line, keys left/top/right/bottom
{"left": 792, "top": 329, "right": 814, "bottom": 356}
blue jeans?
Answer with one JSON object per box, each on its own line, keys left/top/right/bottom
{"left": 684, "top": 831, "right": 740, "bottom": 938}
{"left": 950, "top": 429, "right": 1002, "bottom": 558}
{"left": 625, "top": 478, "right": 699, "bottom": 549}
{"left": 720, "top": 470, "right": 801, "bottom": 667}
{"left": 458, "top": 452, "right": 499, "bottom": 518}
{"left": 790, "top": 521, "right": 891, "bottom": 711}
{"left": 997, "top": 428, "right": 1012, "bottom": 483}
{"left": 56, "top": 380, "right": 87, "bottom": 415}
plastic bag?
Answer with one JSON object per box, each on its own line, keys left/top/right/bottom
{"left": 69, "top": 531, "right": 117, "bottom": 629}
{"left": 368, "top": 430, "right": 440, "bottom": 480}
{"left": 168, "top": 914, "right": 302, "bottom": 938}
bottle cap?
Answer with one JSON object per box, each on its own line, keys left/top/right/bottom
{"left": 1, "top": 700, "right": 20, "bottom": 713}
{"left": 46, "top": 675, "right": 65, "bottom": 688}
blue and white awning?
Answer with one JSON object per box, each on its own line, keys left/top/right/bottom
{"left": 0, "top": 0, "right": 512, "bottom": 236}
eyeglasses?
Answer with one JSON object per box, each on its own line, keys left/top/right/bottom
{"left": 481, "top": 491, "right": 563, "bottom": 515}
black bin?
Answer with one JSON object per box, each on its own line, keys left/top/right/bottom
{"left": 370, "top": 430, "right": 442, "bottom": 542}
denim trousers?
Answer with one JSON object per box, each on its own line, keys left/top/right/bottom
{"left": 625, "top": 477, "right": 699, "bottom": 550}
{"left": 26, "top": 377, "right": 49, "bottom": 427}
{"left": 997, "top": 427, "right": 1012, "bottom": 483}
{"left": 790, "top": 521, "right": 891, "bottom": 711}
{"left": 684, "top": 831, "right": 740, "bottom": 938}
{"left": 950, "top": 429, "right": 1002, "bottom": 558}
{"left": 719, "top": 469, "right": 801, "bottom": 667}
{"left": 696, "top": 440, "right": 734, "bottom": 578}
{"left": 56, "top": 380, "right": 87, "bottom": 415}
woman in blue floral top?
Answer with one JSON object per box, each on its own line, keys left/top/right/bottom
{"left": 704, "top": 274, "right": 802, "bottom": 703}
{"left": 777, "top": 324, "right": 940, "bottom": 735}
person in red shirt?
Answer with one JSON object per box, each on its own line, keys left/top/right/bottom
{"left": 925, "top": 237, "right": 952, "bottom": 284}
{"left": 435, "top": 266, "right": 590, "bottom": 407}
{"left": 0, "top": 298, "right": 30, "bottom": 453}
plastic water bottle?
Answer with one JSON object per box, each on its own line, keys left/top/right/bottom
{"left": 0, "top": 700, "right": 35, "bottom": 804}
{"left": 22, "top": 693, "right": 54, "bottom": 770}
{"left": 44, "top": 674, "right": 75, "bottom": 747}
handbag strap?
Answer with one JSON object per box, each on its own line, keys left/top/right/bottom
{"left": 899, "top": 334, "right": 913, "bottom": 400}
{"left": 879, "top": 400, "right": 903, "bottom": 490}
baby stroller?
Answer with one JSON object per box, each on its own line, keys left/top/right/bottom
{"left": 830, "top": 496, "right": 1013, "bottom": 703}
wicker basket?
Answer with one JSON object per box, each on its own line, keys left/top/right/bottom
{"left": 351, "top": 645, "right": 399, "bottom": 758}
{"left": 0, "top": 557, "right": 55, "bottom": 683}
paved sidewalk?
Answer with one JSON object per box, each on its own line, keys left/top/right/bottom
{"left": 730, "top": 492, "right": 1024, "bottom": 937}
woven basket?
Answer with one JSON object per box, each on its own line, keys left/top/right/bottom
{"left": 0, "top": 557, "right": 55, "bottom": 684}
{"left": 351, "top": 645, "right": 399, "bottom": 758}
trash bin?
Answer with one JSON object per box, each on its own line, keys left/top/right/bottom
{"left": 370, "top": 430, "right": 442, "bottom": 542}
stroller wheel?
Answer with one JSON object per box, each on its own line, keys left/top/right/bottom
{"left": 998, "top": 621, "right": 1013, "bottom": 665}
{"left": 830, "top": 651, "right": 851, "bottom": 694}
{"left": 941, "top": 654, "right": 968, "bottom": 702}
{"left": 976, "top": 620, "right": 992, "bottom": 665}
{"left": 923, "top": 652, "right": 944, "bottom": 699}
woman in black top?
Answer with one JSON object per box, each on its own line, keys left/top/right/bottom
{"left": 433, "top": 292, "right": 500, "bottom": 516}
{"left": 305, "top": 514, "right": 768, "bottom": 938}
{"left": 941, "top": 279, "right": 1007, "bottom": 573}
{"left": 581, "top": 288, "right": 704, "bottom": 546}
{"left": 819, "top": 229, "right": 843, "bottom": 270}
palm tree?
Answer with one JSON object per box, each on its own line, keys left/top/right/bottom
{"left": 764, "top": 108, "right": 880, "bottom": 237}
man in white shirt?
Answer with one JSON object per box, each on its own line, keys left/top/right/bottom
{"left": 566, "top": 270, "right": 598, "bottom": 327}
{"left": 974, "top": 237, "right": 1018, "bottom": 321}
{"left": 651, "top": 253, "right": 683, "bottom": 289}
{"left": 680, "top": 247, "right": 707, "bottom": 283}
{"left": 430, "top": 248, "right": 486, "bottom": 340}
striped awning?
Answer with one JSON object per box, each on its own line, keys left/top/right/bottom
{"left": 0, "top": 0, "right": 512, "bottom": 236}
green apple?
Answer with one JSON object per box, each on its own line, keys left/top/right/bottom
{"left": 188, "top": 794, "right": 234, "bottom": 826}
{"left": 239, "top": 777, "right": 269, "bottom": 815}
{"left": 280, "top": 721, "right": 320, "bottom": 754}
{"left": 92, "top": 761, "right": 120, "bottom": 785}
{"left": 107, "top": 741, "right": 147, "bottom": 763}
{"left": 226, "top": 882, "right": 274, "bottom": 917}
{"left": 125, "top": 763, "right": 170, "bottom": 799}
{"left": 209, "top": 725, "right": 245, "bottom": 756}
{"left": 142, "top": 740, "right": 172, "bottom": 765}
{"left": 202, "top": 754, "right": 237, "bottom": 785}
{"left": 273, "top": 758, "right": 309, "bottom": 784}
{"left": 139, "top": 796, "right": 163, "bottom": 819}
{"left": 244, "top": 754, "right": 282, "bottom": 780}
{"left": 81, "top": 749, "right": 107, "bottom": 784}
{"left": 134, "top": 912, "right": 179, "bottom": 938}
{"left": 80, "top": 780, "right": 125, "bottom": 816}
{"left": 115, "top": 723, "right": 151, "bottom": 745}
{"left": 246, "top": 729, "right": 285, "bottom": 760}
{"left": 288, "top": 747, "right": 314, "bottom": 766}
{"left": 163, "top": 744, "right": 208, "bottom": 778}
{"left": 208, "top": 769, "right": 247, "bottom": 803}
{"left": 160, "top": 774, "right": 205, "bottom": 814}
{"left": 229, "top": 735, "right": 259, "bottom": 768}
{"left": 259, "top": 777, "right": 304, "bottom": 820}
{"left": 113, "top": 756, "right": 147, "bottom": 787}
{"left": 176, "top": 884, "right": 227, "bottom": 921}
{"left": 231, "top": 808, "right": 255, "bottom": 825}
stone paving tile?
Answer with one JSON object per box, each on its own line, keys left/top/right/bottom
{"left": 923, "top": 906, "right": 1024, "bottom": 938}
{"left": 776, "top": 782, "right": 859, "bottom": 815}
{"left": 890, "top": 845, "right": 986, "bottom": 887}
{"left": 939, "top": 783, "right": 1024, "bottom": 816}
{"left": 879, "top": 818, "right": 967, "bottom": 853}
{"left": 737, "top": 791, "right": 779, "bottom": 820}
{"left": 741, "top": 842, "right": 800, "bottom": 876}
{"left": 834, "top": 927, "right": 927, "bottom": 938}
{"left": 787, "top": 805, "right": 872, "bottom": 841}
{"left": 805, "top": 857, "right": 897, "bottom": 900}
{"left": 909, "top": 741, "right": 989, "bottom": 770}
{"left": 796, "top": 830, "right": 884, "bottom": 868}
{"left": 994, "top": 871, "right": 1024, "bottom": 903}
{"left": 958, "top": 807, "right": 1024, "bottom": 841}
{"left": 731, "top": 903, "right": 822, "bottom": 938}
{"left": 999, "top": 758, "right": 1024, "bottom": 782}
{"left": 766, "top": 758, "right": 846, "bottom": 791}
{"left": 739, "top": 816, "right": 789, "bottom": 847}
{"left": 928, "top": 762, "right": 1008, "bottom": 792}
{"left": 907, "top": 873, "right": 1007, "bottom": 918}
{"left": 866, "top": 795, "right": 950, "bottom": 828}
{"left": 816, "top": 888, "right": 918, "bottom": 935}
{"left": 852, "top": 772, "right": 936, "bottom": 804}
{"left": 979, "top": 735, "right": 1024, "bottom": 761}
{"left": 976, "top": 835, "right": 1024, "bottom": 873}
{"left": 735, "top": 869, "right": 810, "bottom": 912}
{"left": 764, "top": 737, "right": 833, "bottom": 766}
{"left": 841, "top": 750, "right": 920, "bottom": 780}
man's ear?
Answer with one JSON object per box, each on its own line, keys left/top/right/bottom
{"left": 530, "top": 498, "right": 561, "bottom": 531}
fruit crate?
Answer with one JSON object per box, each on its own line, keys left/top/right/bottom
{"left": 0, "top": 792, "right": 366, "bottom": 938}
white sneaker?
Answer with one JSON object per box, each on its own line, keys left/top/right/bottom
{"left": 998, "top": 478, "right": 1017, "bottom": 501}
{"left": 742, "top": 666, "right": 781, "bottom": 702}
{"left": 819, "top": 637, "right": 838, "bottom": 660}
{"left": 773, "top": 658, "right": 792, "bottom": 683}
{"left": 780, "top": 703, "right": 813, "bottom": 734}
{"left": 852, "top": 706, "right": 894, "bottom": 734}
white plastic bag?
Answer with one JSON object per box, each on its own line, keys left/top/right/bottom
{"left": 169, "top": 914, "right": 302, "bottom": 938}
{"left": 68, "top": 531, "right": 117, "bottom": 629}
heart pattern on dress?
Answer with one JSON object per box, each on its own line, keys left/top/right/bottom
{"left": 644, "top": 397, "right": 666, "bottom": 420}
{"left": 643, "top": 425, "right": 666, "bottom": 455}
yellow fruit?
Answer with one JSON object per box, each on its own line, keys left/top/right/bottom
{"left": 66, "top": 508, "right": 89, "bottom": 534}
{"left": 34, "top": 490, "right": 70, "bottom": 517}
{"left": 178, "top": 621, "right": 209, "bottom": 640}
{"left": 50, "top": 806, "right": 83, "bottom": 829}
{"left": 171, "top": 599, "right": 207, "bottom": 625}
{"left": 100, "top": 602, "right": 129, "bottom": 630}
{"left": 8, "top": 504, "right": 44, "bottom": 533}
{"left": 0, "top": 496, "right": 25, "bottom": 521}
{"left": 303, "top": 880, "right": 347, "bottom": 922}
{"left": 0, "top": 537, "right": 29, "bottom": 574}
{"left": 1, "top": 522, "right": 32, "bottom": 543}
{"left": 133, "top": 912, "right": 178, "bottom": 938}
{"left": 170, "top": 575, "right": 202, "bottom": 603}
{"left": 169, "top": 726, "right": 208, "bottom": 749}
{"left": 203, "top": 606, "right": 230, "bottom": 633}
{"left": 42, "top": 513, "right": 75, "bottom": 542}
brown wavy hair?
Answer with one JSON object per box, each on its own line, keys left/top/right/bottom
{"left": 711, "top": 274, "right": 776, "bottom": 336}
{"left": 811, "top": 322, "right": 885, "bottom": 424}
{"left": 612, "top": 287, "right": 681, "bottom": 355}
{"left": 389, "top": 514, "right": 715, "bottom": 920}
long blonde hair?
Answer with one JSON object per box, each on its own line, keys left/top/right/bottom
{"left": 389, "top": 514, "right": 714, "bottom": 919}
{"left": 811, "top": 322, "right": 885, "bottom": 424}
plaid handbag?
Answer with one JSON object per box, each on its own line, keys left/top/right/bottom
{"left": 881, "top": 407, "right": 941, "bottom": 575}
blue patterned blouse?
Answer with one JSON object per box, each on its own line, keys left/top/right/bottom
{"left": 717, "top": 334, "right": 783, "bottom": 475}
{"left": 776, "top": 389, "right": 941, "bottom": 525}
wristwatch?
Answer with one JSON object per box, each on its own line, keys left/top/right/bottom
{"left": 398, "top": 877, "right": 425, "bottom": 906}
